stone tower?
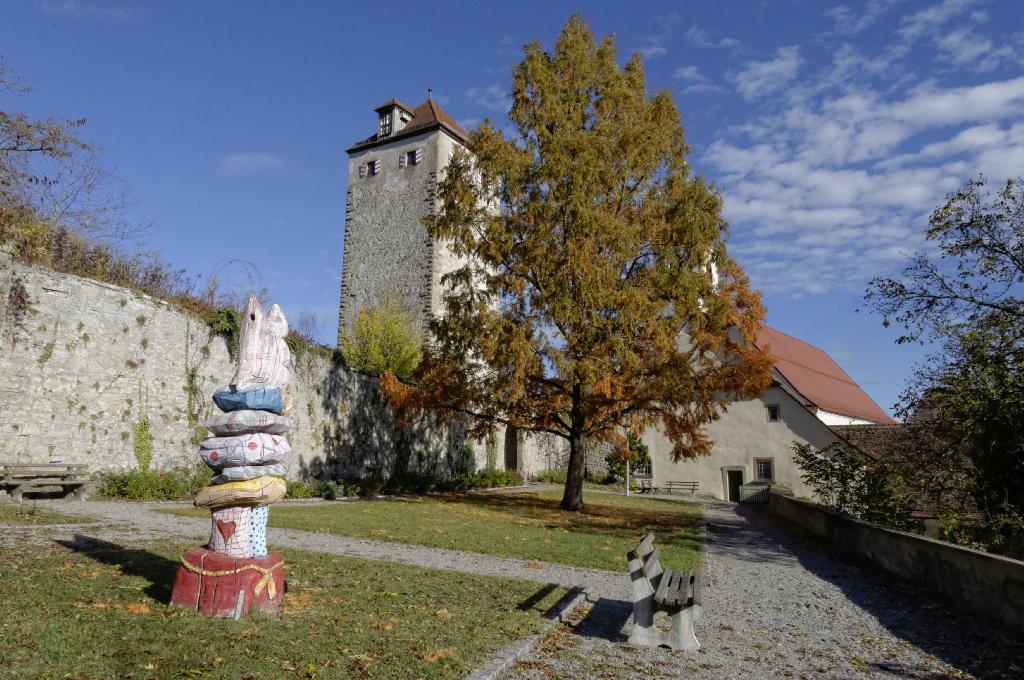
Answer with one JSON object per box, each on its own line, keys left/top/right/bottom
{"left": 338, "top": 96, "right": 470, "bottom": 342}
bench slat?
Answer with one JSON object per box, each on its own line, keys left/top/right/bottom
{"left": 691, "top": 570, "right": 704, "bottom": 606}
{"left": 654, "top": 567, "right": 672, "bottom": 604}
{"left": 0, "top": 463, "right": 86, "bottom": 468}
{"left": 635, "top": 532, "right": 655, "bottom": 557}
{"left": 654, "top": 568, "right": 690, "bottom": 606}
{"left": 642, "top": 547, "right": 662, "bottom": 579}
{"left": 3, "top": 476, "right": 90, "bottom": 484}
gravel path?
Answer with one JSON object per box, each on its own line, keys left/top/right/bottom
{"left": 501, "top": 496, "right": 1024, "bottom": 680}
{"left": 4, "top": 498, "right": 626, "bottom": 599}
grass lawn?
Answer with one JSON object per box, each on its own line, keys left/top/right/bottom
{"left": 166, "top": 490, "right": 702, "bottom": 571}
{"left": 0, "top": 501, "right": 93, "bottom": 525}
{"left": 0, "top": 539, "right": 567, "bottom": 679}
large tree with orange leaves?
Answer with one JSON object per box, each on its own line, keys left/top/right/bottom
{"left": 383, "top": 17, "right": 772, "bottom": 511}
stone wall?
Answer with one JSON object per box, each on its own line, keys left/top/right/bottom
{"left": 766, "top": 489, "right": 1024, "bottom": 636}
{"left": 0, "top": 250, "right": 475, "bottom": 480}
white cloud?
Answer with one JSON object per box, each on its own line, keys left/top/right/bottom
{"left": 825, "top": 0, "right": 901, "bottom": 36}
{"left": 638, "top": 46, "right": 667, "bottom": 59}
{"left": 732, "top": 46, "right": 803, "bottom": 101}
{"left": 218, "top": 153, "right": 288, "bottom": 177}
{"left": 897, "top": 0, "right": 981, "bottom": 40}
{"left": 703, "top": 52, "right": 1024, "bottom": 298}
{"left": 465, "top": 85, "right": 509, "bottom": 112}
{"left": 685, "top": 25, "right": 741, "bottom": 50}
{"left": 935, "top": 28, "right": 1019, "bottom": 72}
{"left": 634, "top": 11, "right": 680, "bottom": 60}
{"left": 673, "top": 65, "right": 708, "bottom": 83}
{"left": 36, "top": 0, "right": 137, "bottom": 22}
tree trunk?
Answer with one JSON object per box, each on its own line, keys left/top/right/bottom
{"left": 561, "top": 384, "right": 586, "bottom": 511}
{"left": 561, "top": 429, "right": 586, "bottom": 510}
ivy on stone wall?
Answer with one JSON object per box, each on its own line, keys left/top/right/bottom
{"left": 133, "top": 416, "right": 154, "bottom": 472}
{"left": 205, "top": 307, "right": 241, "bottom": 362}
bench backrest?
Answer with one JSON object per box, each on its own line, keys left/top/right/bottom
{"left": 1, "top": 464, "right": 88, "bottom": 480}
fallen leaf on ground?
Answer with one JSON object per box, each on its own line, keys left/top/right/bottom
{"left": 424, "top": 648, "right": 452, "bottom": 662}
{"left": 523, "top": 560, "right": 544, "bottom": 569}
{"left": 434, "top": 609, "right": 453, "bottom": 619}
{"left": 125, "top": 602, "right": 151, "bottom": 614}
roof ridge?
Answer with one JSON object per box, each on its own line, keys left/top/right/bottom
{"left": 761, "top": 324, "right": 829, "bottom": 353}
{"left": 770, "top": 355, "right": 860, "bottom": 387}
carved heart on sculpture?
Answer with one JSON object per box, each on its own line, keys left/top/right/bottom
{"left": 215, "top": 520, "right": 236, "bottom": 541}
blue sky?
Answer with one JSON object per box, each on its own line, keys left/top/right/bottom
{"left": 3, "top": 0, "right": 1023, "bottom": 417}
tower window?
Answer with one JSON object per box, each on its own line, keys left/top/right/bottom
{"left": 366, "top": 160, "right": 379, "bottom": 176}
{"left": 400, "top": 149, "right": 422, "bottom": 169}
{"left": 379, "top": 114, "right": 392, "bottom": 138}
{"left": 766, "top": 404, "right": 780, "bottom": 422}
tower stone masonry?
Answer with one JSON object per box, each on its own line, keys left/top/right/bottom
{"left": 338, "top": 96, "right": 470, "bottom": 343}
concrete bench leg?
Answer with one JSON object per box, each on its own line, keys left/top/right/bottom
{"left": 11, "top": 485, "right": 24, "bottom": 504}
{"left": 668, "top": 604, "right": 701, "bottom": 651}
{"left": 628, "top": 597, "right": 701, "bottom": 651}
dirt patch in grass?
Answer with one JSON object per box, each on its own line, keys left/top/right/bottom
{"left": 0, "top": 502, "right": 93, "bottom": 525}
{"left": 165, "top": 490, "right": 702, "bottom": 571}
{"left": 0, "top": 538, "right": 566, "bottom": 679}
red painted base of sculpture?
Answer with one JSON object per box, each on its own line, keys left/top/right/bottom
{"left": 169, "top": 547, "right": 285, "bottom": 618}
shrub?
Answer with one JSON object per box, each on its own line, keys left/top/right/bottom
{"left": 96, "top": 465, "right": 211, "bottom": 501}
{"left": 605, "top": 434, "right": 649, "bottom": 480}
{"left": 339, "top": 294, "right": 421, "bottom": 379}
{"left": 446, "top": 469, "right": 523, "bottom": 491}
{"left": 793, "top": 441, "right": 917, "bottom": 531}
{"left": 284, "top": 479, "right": 322, "bottom": 499}
{"left": 533, "top": 469, "right": 566, "bottom": 484}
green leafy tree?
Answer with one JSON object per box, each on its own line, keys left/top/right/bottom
{"left": 605, "top": 434, "right": 649, "bottom": 479}
{"left": 865, "top": 177, "right": 1024, "bottom": 556}
{"left": 792, "top": 441, "right": 916, "bottom": 530}
{"left": 340, "top": 295, "right": 422, "bottom": 380}
{"left": 383, "top": 17, "right": 772, "bottom": 511}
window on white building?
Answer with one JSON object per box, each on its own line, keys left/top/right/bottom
{"left": 378, "top": 113, "right": 392, "bottom": 138}
{"left": 766, "top": 404, "right": 780, "bottom": 422}
{"left": 366, "top": 160, "right": 379, "bottom": 176}
{"left": 754, "top": 457, "right": 774, "bottom": 482}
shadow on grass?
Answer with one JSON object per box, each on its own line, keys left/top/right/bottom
{"left": 444, "top": 492, "right": 701, "bottom": 543}
{"left": 519, "top": 584, "right": 633, "bottom": 643}
{"left": 55, "top": 534, "right": 180, "bottom": 605}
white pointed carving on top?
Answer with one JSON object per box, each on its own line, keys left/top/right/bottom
{"left": 232, "top": 296, "right": 292, "bottom": 390}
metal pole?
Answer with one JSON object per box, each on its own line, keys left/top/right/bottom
{"left": 624, "top": 423, "right": 631, "bottom": 497}
{"left": 626, "top": 457, "right": 631, "bottom": 497}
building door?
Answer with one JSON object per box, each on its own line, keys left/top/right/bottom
{"left": 727, "top": 470, "right": 743, "bottom": 502}
{"left": 504, "top": 425, "right": 519, "bottom": 471}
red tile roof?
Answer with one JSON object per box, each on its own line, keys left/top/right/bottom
{"left": 347, "top": 98, "right": 469, "bottom": 153}
{"left": 755, "top": 325, "right": 894, "bottom": 424}
{"left": 401, "top": 99, "right": 469, "bottom": 140}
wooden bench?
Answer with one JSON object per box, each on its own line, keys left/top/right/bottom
{"left": 637, "top": 478, "right": 658, "bottom": 494}
{"left": 0, "top": 464, "right": 91, "bottom": 503}
{"left": 626, "top": 532, "right": 703, "bottom": 651}
{"left": 665, "top": 480, "right": 699, "bottom": 495}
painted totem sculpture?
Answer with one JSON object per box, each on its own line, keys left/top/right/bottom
{"left": 169, "top": 297, "right": 293, "bottom": 618}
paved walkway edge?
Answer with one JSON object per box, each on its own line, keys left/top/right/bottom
{"left": 465, "top": 588, "right": 592, "bottom": 680}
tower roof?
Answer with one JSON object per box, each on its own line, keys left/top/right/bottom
{"left": 347, "top": 97, "right": 469, "bottom": 153}
{"left": 373, "top": 98, "right": 414, "bottom": 114}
